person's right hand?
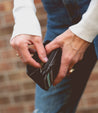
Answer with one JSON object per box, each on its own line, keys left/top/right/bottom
{"left": 10, "top": 34, "right": 48, "bottom": 68}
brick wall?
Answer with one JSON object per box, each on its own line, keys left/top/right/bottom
{"left": 0, "top": 0, "right": 98, "bottom": 113}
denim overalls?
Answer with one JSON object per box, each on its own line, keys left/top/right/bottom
{"left": 34, "top": 0, "right": 97, "bottom": 113}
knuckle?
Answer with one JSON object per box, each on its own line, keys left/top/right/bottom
{"left": 54, "top": 39, "right": 59, "bottom": 43}
{"left": 55, "top": 38, "right": 61, "bottom": 46}
{"left": 40, "top": 51, "right": 45, "bottom": 56}
{"left": 15, "top": 40, "right": 25, "bottom": 49}
{"left": 15, "top": 41, "right": 20, "bottom": 47}
{"left": 10, "top": 37, "right": 26, "bottom": 49}
{"left": 15, "top": 39, "right": 23, "bottom": 46}
{"left": 65, "top": 55, "right": 72, "bottom": 63}
{"left": 45, "top": 45, "right": 50, "bottom": 53}
{"left": 45, "top": 45, "right": 49, "bottom": 51}
{"left": 56, "top": 36, "right": 65, "bottom": 46}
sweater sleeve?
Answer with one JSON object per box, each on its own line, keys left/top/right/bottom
{"left": 69, "top": 0, "right": 98, "bottom": 42}
{"left": 11, "top": 0, "right": 42, "bottom": 40}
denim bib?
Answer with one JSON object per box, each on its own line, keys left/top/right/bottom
{"left": 41, "top": 0, "right": 98, "bottom": 58}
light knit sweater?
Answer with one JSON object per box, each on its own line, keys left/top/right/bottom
{"left": 11, "top": 0, "right": 98, "bottom": 42}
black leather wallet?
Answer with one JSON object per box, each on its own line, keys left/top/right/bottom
{"left": 26, "top": 41, "right": 62, "bottom": 90}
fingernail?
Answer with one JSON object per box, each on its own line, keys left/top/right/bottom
{"left": 44, "top": 57, "right": 48, "bottom": 62}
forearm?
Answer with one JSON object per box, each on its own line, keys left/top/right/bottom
{"left": 69, "top": 0, "right": 98, "bottom": 42}
{"left": 11, "top": 0, "right": 42, "bottom": 40}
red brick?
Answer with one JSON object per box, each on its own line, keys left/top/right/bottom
{"left": 36, "top": 6, "right": 47, "bottom": 16}
{"left": 34, "top": 0, "right": 41, "bottom": 4}
{"left": 14, "top": 93, "right": 35, "bottom": 103}
{"left": 0, "top": 84, "right": 22, "bottom": 93}
{"left": 0, "top": 16, "right": 2, "bottom": 25}
{"left": 0, "top": 96, "right": 10, "bottom": 105}
{"left": 84, "top": 81, "right": 98, "bottom": 94}
{"left": 1, "top": 48, "right": 16, "bottom": 59}
{"left": 0, "top": 105, "right": 24, "bottom": 113}
{"left": 0, "top": 1, "right": 13, "bottom": 12}
{"left": 0, "top": 26, "right": 13, "bottom": 36}
{"left": 23, "top": 81, "right": 35, "bottom": 90}
{"left": 87, "top": 96, "right": 98, "bottom": 106}
{"left": 15, "top": 60, "right": 25, "bottom": 69}
{"left": 89, "top": 73, "right": 98, "bottom": 81}
{"left": 0, "top": 3, "right": 5, "bottom": 12}
{"left": 5, "top": 12, "right": 14, "bottom": 23}
{"left": 0, "top": 39, "right": 8, "bottom": 48}
{"left": 0, "top": 74, "right": 5, "bottom": 82}
{"left": 76, "top": 109, "right": 98, "bottom": 113}
{"left": 0, "top": 62, "right": 14, "bottom": 71}
{"left": 27, "top": 104, "right": 35, "bottom": 112}
{"left": 8, "top": 71, "right": 27, "bottom": 81}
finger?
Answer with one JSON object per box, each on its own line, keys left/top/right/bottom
{"left": 18, "top": 43, "right": 41, "bottom": 68}
{"left": 53, "top": 60, "right": 69, "bottom": 86}
{"left": 53, "top": 45, "right": 78, "bottom": 85}
{"left": 45, "top": 39, "right": 60, "bottom": 54}
{"left": 34, "top": 39, "right": 48, "bottom": 63}
{"left": 67, "top": 62, "right": 75, "bottom": 75}
{"left": 68, "top": 55, "right": 78, "bottom": 71}
{"left": 53, "top": 49, "right": 71, "bottom": 85}
{"left": 64, "top": 51, "right": 80, "bottom": 76}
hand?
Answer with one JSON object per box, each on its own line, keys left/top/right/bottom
{"left": 45, "top": 29, "right": 90, "bottom": 85}
{"left": 10, "top": 34, "right": 48, "bottom": 68}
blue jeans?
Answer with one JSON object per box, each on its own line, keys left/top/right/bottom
{"left": 34, "top": 0, "right": 97, "bottom": 113}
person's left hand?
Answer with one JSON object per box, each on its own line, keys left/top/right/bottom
{"left": 45, "top": 29, "right": 90, "bottom": 86}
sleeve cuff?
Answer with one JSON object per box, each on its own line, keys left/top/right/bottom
{"left": 11, "top": 1, "right": 42, "bottom": 40}
{"left": 69, "top": 0, "right": 98, "bottom": 43}
{"left": 69, "top": 20, "right": 97, "bottom": 43}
